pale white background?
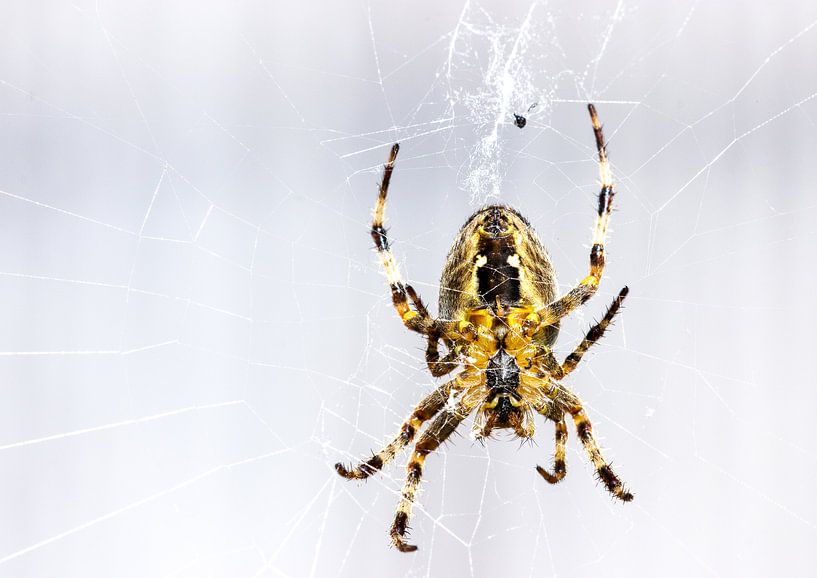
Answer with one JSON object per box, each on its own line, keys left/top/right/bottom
{"left": 1, "top": 1, "right": 816, "bottom": 576}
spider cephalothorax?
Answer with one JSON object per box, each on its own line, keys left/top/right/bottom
{"left": 336, "top": 104, "right": 633, "bottom": 553}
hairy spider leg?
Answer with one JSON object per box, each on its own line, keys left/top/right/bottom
{"left": 371, "top": 144, "right": 434, "bottom": 335}
{"left": 545, "top": 381, "right": 633, "bottom": 501}
{"left": 404, "top": 285, "right": 460, "bottom": 378}
{"left": 561, "top": 286, "right": 629, "bottom": 376}
{"left": 571, "top": 407, "right": 633, "bottom": 501}
{"left": 527, "top": 370, "right": 632, "bottom": 501}
{"left": 423, "top": 326, "right": 461, "bottom": 378}
{"left": 535, "top": 408, "right": 568, "bottom": 484}
{"left": 391, "top": 405, "right": 468, "bottom": 552}
{"left": 535, "top": 104, "right": 617, "bottom": 328}
{"left": 372, "top": 146, "right": 459, "bottom": 376}
{"left": 334, "top": 378, "right": 456, "bottom": 480}
{"left": 424, "top": 338, "right": 460, "bottom": 377}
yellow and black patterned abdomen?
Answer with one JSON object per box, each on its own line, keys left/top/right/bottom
{"left": 438, "top": 205, "right": 559, "bottom": 345}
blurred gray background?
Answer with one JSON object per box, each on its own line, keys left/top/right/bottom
{"left": 1, "top": 0, "right": 816, "bottom": 576}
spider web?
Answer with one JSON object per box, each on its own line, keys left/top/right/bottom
{"left": 1, "top": 0, "right": 816, "bottom": 576}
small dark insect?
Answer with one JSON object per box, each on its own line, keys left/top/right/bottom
{"left": 335, "top": 104, "right": 633, "bottom": 552}
{"left": 513, "top": 102, "right": 538, "bottom": 128}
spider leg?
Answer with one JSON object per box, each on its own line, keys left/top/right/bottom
{"left": 528, "top": 376, "right": 632, "bottom": 501}
{"left": 391, "top": 404, "right": 467, "bottom": 552}
{"left": 371, "top": 144, "right": 434, "bottom": 335}
{"left": 535, "top": 104, "right": 617, "bottom": 328}
{"left": 561, "top": 286, "right": 628, "bottom": 376}
{"left": 570, "top": 407, "right": 633, "bottom": 501}
{"left": 535, "top": 405, "right": 568, "bottom": 484}
{"left": 334, "top": 378, "right": 455, "bottom": 480}
{"left": 546, "top": 380, "right": 633, "bottom": 501}
{"left": 406, "top": 286, "right": 460, "bottom": 377}
{"left": 424, "top": 332, "right": 460, "bottom": 377}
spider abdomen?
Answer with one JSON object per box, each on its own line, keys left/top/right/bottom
{"left": 439, "top": 204, "right": 560, "bottom": 345}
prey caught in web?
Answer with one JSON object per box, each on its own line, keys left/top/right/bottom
{"left": 335, "top": 104, "right": 633, "bottom": 553}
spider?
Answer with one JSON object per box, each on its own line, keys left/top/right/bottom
{"left": 335, "top": 104, "right": 633, "bottom": 552}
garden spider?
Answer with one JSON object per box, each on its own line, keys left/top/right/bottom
{"left": 335, "top": 104, "right": 633, "bottom": 552}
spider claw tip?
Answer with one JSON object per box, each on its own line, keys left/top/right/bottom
{"left": 395, "top": 542, "right": 418, "bottom": 553}
{"left": 535, "top": 464, "right": 560, "bottom": 484}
